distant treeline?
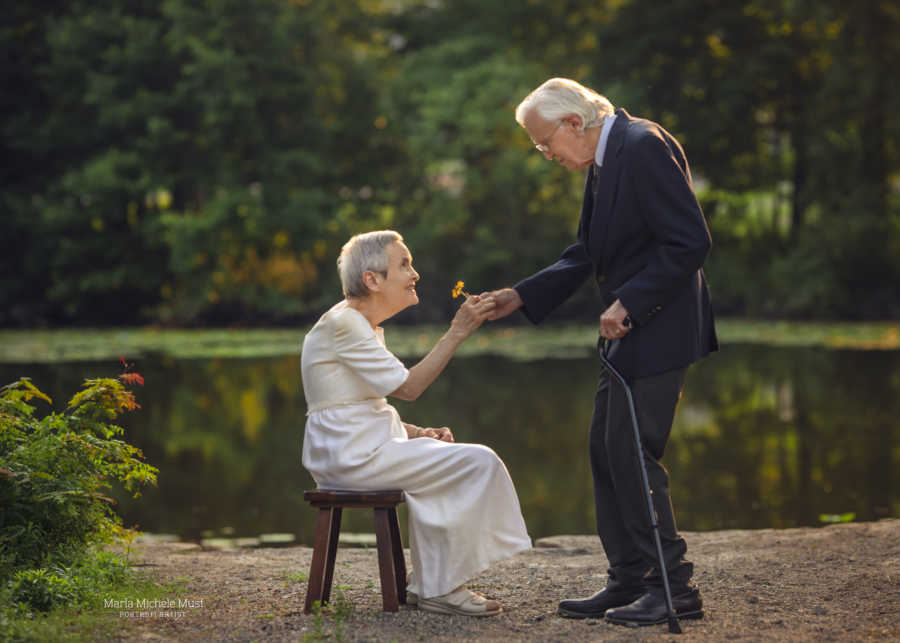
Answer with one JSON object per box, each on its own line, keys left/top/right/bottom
{"left": 2, "top": 0, "right": 898, "bottom": 326}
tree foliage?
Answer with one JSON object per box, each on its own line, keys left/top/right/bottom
{"left": 2, "top": 0, "right": 898, "bottom": 325}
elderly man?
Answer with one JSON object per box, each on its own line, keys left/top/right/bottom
{"left": 486, "top": 78, "right": 717, "bottom": 626}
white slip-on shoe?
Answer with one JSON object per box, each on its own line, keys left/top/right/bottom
{"left": 410, "top": 587, "right": 486, "bottom": 606}
{"left": 418, "top": 587, "right": 501, "bottom": 617}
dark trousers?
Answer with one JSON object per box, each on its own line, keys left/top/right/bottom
{"left": 589, "top": 366, "right": 693, "bottom": 591}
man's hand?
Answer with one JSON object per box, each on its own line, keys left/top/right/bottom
{"left": 599, "top": 299, "right": 631, "bottom": 339}
{"left": 480, "top": 288, "right": 523, "bottom": 320}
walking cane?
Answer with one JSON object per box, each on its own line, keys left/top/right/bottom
{"left": 597, "top": 329, "right": 682, "bottom": 634}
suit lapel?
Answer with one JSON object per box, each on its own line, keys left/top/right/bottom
{"left": 590, "top": 109, "right": 629, "bottom": 266}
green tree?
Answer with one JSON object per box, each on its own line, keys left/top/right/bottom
{"left": 2, "top": 1, "right": 175, "bottom": 324}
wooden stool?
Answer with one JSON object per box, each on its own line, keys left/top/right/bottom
{"left": 303, "top": 489, "right": 407, "bottom": 613}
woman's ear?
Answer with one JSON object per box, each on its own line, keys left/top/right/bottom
{"left": 362, "top": 270, "right": 381, "bottom": 293}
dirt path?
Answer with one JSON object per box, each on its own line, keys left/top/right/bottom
{"left": 112, "top": 519, "right": 898, "bottom": 641}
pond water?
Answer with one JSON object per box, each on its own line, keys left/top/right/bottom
{"left": 2, "top": 344, "right": 897, "bottom": 546}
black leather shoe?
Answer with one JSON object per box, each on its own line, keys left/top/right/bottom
{"left": 604, "top": 586, "right": 703, "bottom": 626}
{"left": 557, "top": 583, "right": 646, "bottom": 619}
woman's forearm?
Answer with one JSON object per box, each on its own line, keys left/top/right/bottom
{"left": 390, "top": 326, "right": 468, "bottom": 401}
{"left": 390, "top": 294, "right": 494, "bottom": 401}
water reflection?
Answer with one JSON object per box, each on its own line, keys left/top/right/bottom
{"left": 1, "top": 345, "right": 896, "bottom": 544}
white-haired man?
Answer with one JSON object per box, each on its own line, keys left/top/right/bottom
{"left": 485, "top": 78, "right": 717, "bottom": 626}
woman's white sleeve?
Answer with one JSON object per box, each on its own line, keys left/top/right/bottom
{"left": 332, "top": 311, "right": 409, "bottom": 396}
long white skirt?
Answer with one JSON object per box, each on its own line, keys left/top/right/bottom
{"left": 302, "top": 398, "right": 532, "bottom": 599}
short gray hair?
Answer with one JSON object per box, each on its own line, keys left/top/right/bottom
{"left": 515, "top": 78, "right": 614, "bottom": 131}
{"left": 337, "top": 230, "right": 403, "bottom": 298}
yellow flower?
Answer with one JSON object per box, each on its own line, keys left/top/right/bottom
{"left": 451, "top": 280, "right": 470, "bottom": 299}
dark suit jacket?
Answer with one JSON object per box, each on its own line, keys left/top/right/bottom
{"left": 515, "top": 108, "right": 718, "bottom": 380}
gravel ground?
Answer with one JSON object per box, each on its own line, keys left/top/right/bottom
{"left": 110, "top": 519, "right": 898, "bottom": 641}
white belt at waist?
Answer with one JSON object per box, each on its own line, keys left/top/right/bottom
{"left": 306, "top": 397, "right": 387, "bottom": 415}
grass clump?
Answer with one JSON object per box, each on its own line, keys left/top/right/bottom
{"left": 302, "top": 590, "right": 354, "bottom": 642}
{"left": 283, "top": 570, "right": 309, "bottom": 584}
{"left": 1, "top": 548, "right": 189, "bottom": 642}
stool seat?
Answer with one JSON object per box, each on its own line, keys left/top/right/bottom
{"left": 304, "top": 489, "right": 404, "bottom": 507}
{"left": 303, "top": 489, "right": 407, "bottom": 613}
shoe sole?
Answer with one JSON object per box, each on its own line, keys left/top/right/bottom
{"left": 558, "top": 607, "right": 606, "bottom": 619}
{"left": 418, "top": 599, "right": 501, "bottom": 617}
{"left": 606, "top": 609, "right": 704, "bottom": 627}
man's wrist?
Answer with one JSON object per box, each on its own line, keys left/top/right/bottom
{"left": 509, "top": 287, "right": 524, "bottom": 308}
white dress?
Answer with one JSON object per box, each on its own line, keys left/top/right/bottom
{"left": 301, "top": 300, "right": 531, "bottom": 599}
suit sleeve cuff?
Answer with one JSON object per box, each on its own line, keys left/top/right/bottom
{"left": 512, "top": 285, "right": 542, "bottom": 325}
{"left": 614, "top": 289, "right": 661, "bottom": 327}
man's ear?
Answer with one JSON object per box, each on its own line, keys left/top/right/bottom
{"left": 565, "top": 114, "right": 585, "bottom": 131}
{"left": 361, "top": 270, "right": 381, "bottom": 293}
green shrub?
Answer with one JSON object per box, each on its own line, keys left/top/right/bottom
{"left": 0, "top": 374, "right": 158, "bottom": 587}
{"left": 0, "top": 546, "right": 177, "bottom": 641}
{"left": 8, "top": 569, "right": 77, "bottom": 613}
{"left": 4, "top": 548, "right": 135, "bottom": 615}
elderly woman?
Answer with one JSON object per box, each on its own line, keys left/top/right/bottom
{"left": 300, "top": 230, "right": 531, "bottom": 617}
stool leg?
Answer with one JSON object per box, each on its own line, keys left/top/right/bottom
{"left": 373, "top": 507, "right": 399, "bottom": 612}
{"left": 321, "top": 507, "right": 342, "bottom": 606}
{"left": 305, "top": 507, "right": 335, "bottom": 613}
{"left": 388, "top": 506, "right": 407, "bottom": 605}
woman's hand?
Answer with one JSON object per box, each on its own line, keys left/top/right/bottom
{"left": 405, "top": 422, "right": 454, "bottom": 442}
{"left": 450, "top": 294, "right": 496, "bottom": 337}
{"left": 417, "top": 426, "right": 454, "bottom": 442}
{"left": 421, "top": 426, "right": 454, "bottom": 442}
